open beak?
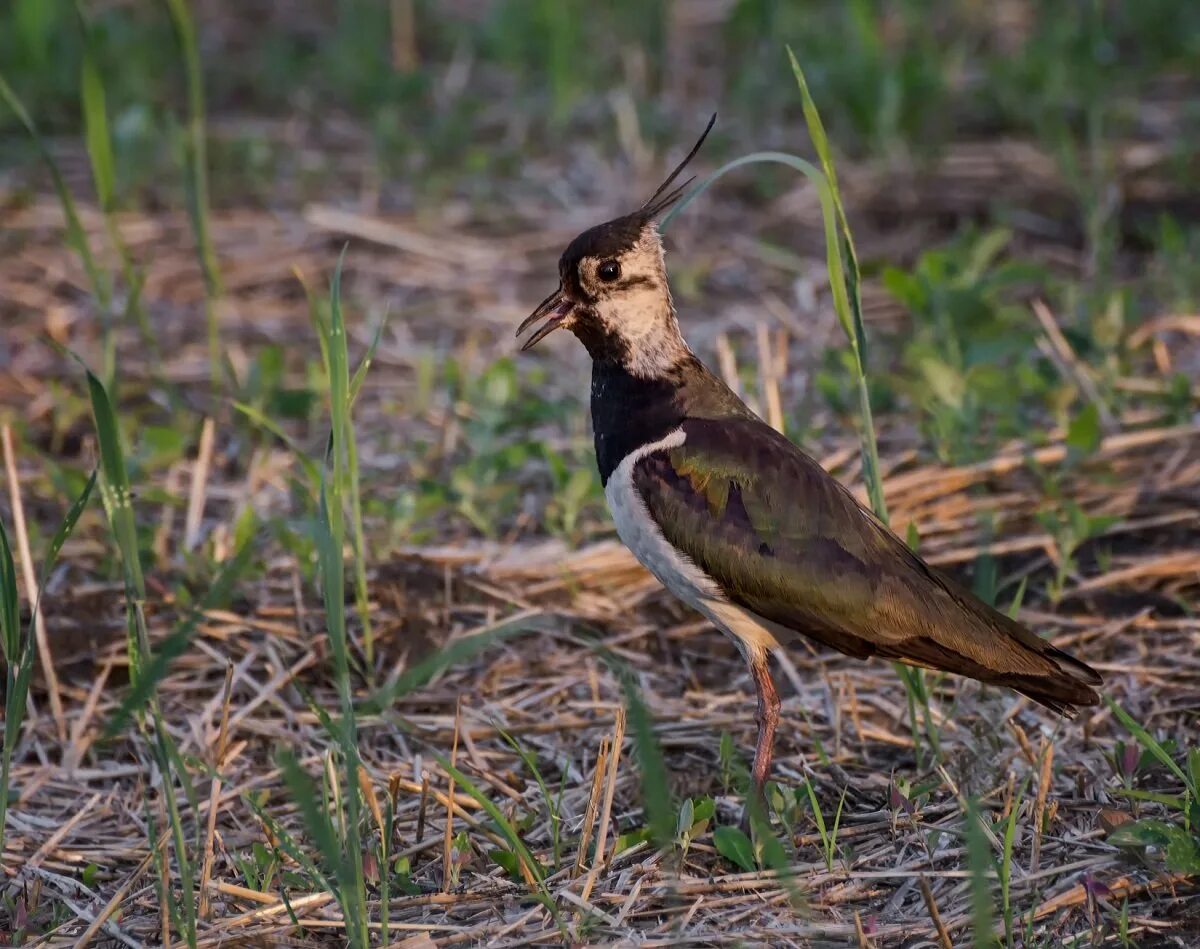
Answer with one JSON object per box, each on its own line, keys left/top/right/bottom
{"left": 516, "top": 286, "right": 574, "bottom": 351}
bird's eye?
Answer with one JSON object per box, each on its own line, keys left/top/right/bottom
{"left": 597, "top": 260, "right": 621, "bottom": 282}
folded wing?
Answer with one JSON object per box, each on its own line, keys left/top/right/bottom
{"left": 632, "top": 417, "right": 1102, "bottom": 714}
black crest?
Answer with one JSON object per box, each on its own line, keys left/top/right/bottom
{"left": 639, "top": 112, "right": 717, "bottom": 219}
{"left": 560, "top": 114, "right": 718, "bottom": 270}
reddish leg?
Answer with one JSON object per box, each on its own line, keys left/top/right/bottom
{"left": 739, "top": 652, "right": 781, "bottom": 834}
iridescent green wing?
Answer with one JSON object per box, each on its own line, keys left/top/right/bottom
{"left": 632, "top": 417, "right": 1100, "bottom": 711}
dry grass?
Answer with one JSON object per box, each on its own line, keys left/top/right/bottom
{"left": 1, "top": 130, "right": 1199, "bottom": 946}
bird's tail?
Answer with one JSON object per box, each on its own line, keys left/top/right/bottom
{"left": 951, "top": 591, "right": 1102, "bottom": 716}
{"left": 1004, "top": 642, "right": 1103, "bottom": 717}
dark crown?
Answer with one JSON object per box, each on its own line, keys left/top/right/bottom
{"left": 558, "top": 114, "right": 717, "bottom": 273}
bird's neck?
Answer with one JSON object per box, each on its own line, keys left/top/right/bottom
{"left": 590, "top": 359, "right": 687, "bottom": 485}
{"left": 590, "top": 340, "right": 760, "bottom": 484}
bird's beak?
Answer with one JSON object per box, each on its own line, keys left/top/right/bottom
{"left": 516, "top": 286, "right": 574, "bottom": 351}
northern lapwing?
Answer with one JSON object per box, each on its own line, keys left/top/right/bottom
{"left": 517, "top": 117, "right": 1102, "bottom": 828}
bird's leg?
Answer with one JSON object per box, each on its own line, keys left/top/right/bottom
{"left": 739, "top": 652, "right": 780, "bottom": 835}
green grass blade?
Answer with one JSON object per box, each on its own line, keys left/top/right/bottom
{"left": 801, "top": 779, "right": 827, "bottom": 844}
{"left": 964, "top": 797, "right": 997, "bottom": 948}
{"left": 33, "top": 470, "right": 98, "bottom": 603}
{"left": 326, "top": 252, "right": 374, "bottom": 666}
{"left": 1006, "top": 576, "right": 1029, "bottom": 619}
{"left": 163, "top": 0, "right": 223, "bottom": 389}
{"left": 232, "top": 401, "right": 322, "bottom": 489}
{"left": 0, "top": 71, "right": 114, "bottom": 381}
{"left": 1105, "top": 696, "right": 1192, "bottom": 791}
{"left": 242, "top": 788, "right": 334, "bottom": 893}
{"left": 73, "top": 354, "right": 147, "bottom": 684}
{"left": 277, "top": 750, "right": 367, "bottom": 947}
{"left": 74, "top": 1, "right": 162, "bottom": 375}
{"left": 497, "top": 725, "right": 562, "bottom": 868}
{"left": 79, "top": 41, "right": 115, "bottom": 212}
{"left": 787, "top": 45, "right": 864, "bottom": 347}
{"left": 104, "top": 535, "right": 256, "bottom": 738}
{"left": 0, "top": 513, "right": 18, "bottom": 662}
{"left": 315, "top": 483, "right": 351, "bottom": 716}
{"left": 659, "top": 140, "right": 885, "bottom": 519}
{"left": 363, "top": 613, "right": 538, "bottom": 714}
{"left": 829, "top": 786, "right": 847, "bottom": 868}
{"left": 72, "top": 346, "right": 203, "bottom": 941}
{"left": 0, "top": 517, "right": 23, "bottom": 863}
{"left": 0, "top": 76, "right": 105, "bottom": 295}
{"left": 787, "top": 46, "right": 885, "bottom": 523}
{"left": 614, "top": 662, "right": 674, "bottom": 848}
{"left": 313, "top": 447, "right": 368, "bottom": 943}
{"left": 57, "top": 348, "right": 154, "bottom": 690}
{"left": 434, "top": 753, "right": 549, "bottom": 890}
{"left": 349, "top": 309, "right": 389, "bottom": 409}
{"left": 278, "top": 750, "right": 345, "bottom": 869}
{"left": 1000, "top": 774, "right": 1031, "bottom": 944}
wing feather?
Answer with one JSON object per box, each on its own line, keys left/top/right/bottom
{"left": 631, "top": 417, "right": 1101, "bottom": 713}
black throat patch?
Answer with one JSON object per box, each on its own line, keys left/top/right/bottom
{"left": 570, "top": 307, "right": 630, "bottom": 365}
{"left": 591, "top": 359, "right": 687, "bottom": 484}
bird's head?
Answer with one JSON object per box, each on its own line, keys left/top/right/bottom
{"left": 517, "top": 115, "right": 715, "bottom": 375}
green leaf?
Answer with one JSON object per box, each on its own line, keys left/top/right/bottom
{"left": 82, "top": 863, "right": 100, "bottom": 888}
{"left": 1164, "top": 829, "right": 1200, "bottom": 875}
{"left": 692, "top": 797, "right": 716, "bottom": 825}
{"left": 1109, "top": 818, "right": 1182, "bottom": 852}
{"left": 919, "top": 356, "right": 966, "bottom": 410}
{"left": 490, "top": 848, "right": 521, "bottom": 880}
{"left": 1067, "top": 403, "right": 1102, "bottom": 455}
{"left": 677, "top": 797, "right": 695, "bottom": 839}
{"left": 614, "top": 826, "right": 654, "bottom": 855}
{"left": 713, "top": 825, "right": 756, "bottom": 871}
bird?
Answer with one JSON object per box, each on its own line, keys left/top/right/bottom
{"left": 516, "top": 116, "right": 1102, "bottom": 830}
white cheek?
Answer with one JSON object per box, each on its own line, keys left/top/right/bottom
{"left": 597, "top": 287, "right": 660, "bottom": 336}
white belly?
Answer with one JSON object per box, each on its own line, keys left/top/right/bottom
{"left": 604, "top": 428, "right": 781, "bottom": 658}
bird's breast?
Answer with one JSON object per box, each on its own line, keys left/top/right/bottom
{"left": 603, "top": 429, "right": 783, "bottom": 659}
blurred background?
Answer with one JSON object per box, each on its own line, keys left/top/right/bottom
{"left": 2, "top": 0, "right": 1199, "bottom": 943}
